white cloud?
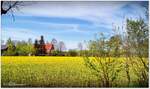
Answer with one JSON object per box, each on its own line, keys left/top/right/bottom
{"left": 15, "top": 1, "right": 146, "bottom": 33}
{"left": 3, "top": 1, "right": 146, "bottom": 49}
{"left": 15, "top": 2, "right": 129, "bottom": 25}
{"left": 63, "top": 40, "right": 88, "bottom": 50}
{"left": 2, "top": 27, "right": 39, "bottom": 42}
{"left": 12, "top": 19, "right": 91, "bottom": 34}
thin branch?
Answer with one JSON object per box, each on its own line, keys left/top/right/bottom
{"left": 6, "top": 1, "right": 19, "bottom": 12}
{"left": 10, "top": 9, "right": 15, "bottom": 22}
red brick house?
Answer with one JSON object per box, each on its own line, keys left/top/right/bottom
{"left": 45, "top": 43, "right": 54, "bottom": 54}
{"left": 34, "top": 36, "right": 55, "bottom": 56}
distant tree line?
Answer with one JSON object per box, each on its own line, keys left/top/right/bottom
{"left": 1, "top": 35, "right": 86, "bottom": 56}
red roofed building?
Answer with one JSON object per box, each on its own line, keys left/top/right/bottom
{"left": 45, "top": 43, "right": 54, "bottom": 54}
{"left": 34, "top": 36, "right": 55, "bottom": 56}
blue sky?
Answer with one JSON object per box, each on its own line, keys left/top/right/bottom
{"left": 1, "top": 1, "right": 148, "bottom": 50}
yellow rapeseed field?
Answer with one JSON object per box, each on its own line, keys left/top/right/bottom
{"left": 1, "top": 56, "right": 147, "bottom": 87}
{"left": 1, "top": 56, "right": 100, "bottom": 87}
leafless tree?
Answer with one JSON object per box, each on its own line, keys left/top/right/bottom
{"left": 58, "top": 41, "right": 66, "bottom": 52}
{"left": 78, "top": 42, "right": 83, "bottom": 56}
{"left": 1, "top": 1, "right": 24, "bottom": 15}
{"left": 78, "top": 42, "right": 83, "bottom": 50}
{"left": 51, "top": 38, "right": 58, "bottom": 50}
{"left": 1, "top": 1, "right": 25, "bottom": 21}
{"left": 1, "top": 1, "right": 34, "bottom": 21}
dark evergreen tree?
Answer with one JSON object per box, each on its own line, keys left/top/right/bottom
{"left": 39, "top": 35, "right": 46, "bottom": 56}
{"left": 39, "top": 35, "right": 45, "bottom": 45}
{"left": 34, "top": 39, "right": 39, "bottom": 56}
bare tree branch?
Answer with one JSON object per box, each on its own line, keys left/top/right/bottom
{"left": 1, "top": 1, "right": 19, "bottom": 15}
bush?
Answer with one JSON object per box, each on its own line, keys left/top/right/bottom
{"left": 67, "top": 50, "right": 78, "bottom": 56}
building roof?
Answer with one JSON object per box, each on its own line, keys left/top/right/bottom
{"left": 1, "top": 45, "right": 8, "bottom": 50}
{"left": 45, "top": 43, "right": 54, "bottom": 50}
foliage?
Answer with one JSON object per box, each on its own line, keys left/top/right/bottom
{"left": 84, "top": 33, "right": 123, "bottom": 87}
{"left": 84, "top": 18, "right": 149, "bottom": 87}
{"left": 2, "top": 38, "right": 35, "bottom": 56}
{"left": 126, "top": 18, "right": 148, "bottom": 58}
{"left": 67, "top": 50, "right": 78, "bottom": 56}
{"left": 50, "top": 50, "right": 60, "bottom": 56}
{"left": 107, "top": 35, "right": 122, "bottom": 57}
{"left": 50, "top": 50, "right": 66, "bottom": 56}
{"left": 16, "top": 41, "right": 35, "bottom": 56}
{"left": 2, "top": 38, "right": 17, "bottom": 56}
{"left": 124, "top": 18, "right": 149, "bottom": 87}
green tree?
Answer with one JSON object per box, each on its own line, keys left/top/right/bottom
{"left": 16, "top": 40, "right": 34, "bottom": 56}
{"left": 126, "top": 18, "right": 148, "bottom": 58}
{"left": 3, "top": 38, "right": 17, "bottom": 56}
{"left": 125, "top": 18, "right": 148, "bottom": 87}
{"left": 107, "top": 35, "right": 122, "bottom": 57}
{"left": 84, "top": 33, "right": 123, "bottom": 87}
{"left": 67, "top": 50, "right": 78, "bottom": 56}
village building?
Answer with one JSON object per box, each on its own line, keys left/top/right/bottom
{"left": 1, "top": 45, "right": 8, "bottom": 55}
{"left": 34, "top": 36, "right": 55, "bottom": 56}
{"left": 45, "top": 42, "right": 54, "bottom": 54}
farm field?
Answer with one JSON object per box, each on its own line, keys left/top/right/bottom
{"left": 1, "top": 56, "right": 144, "bottom": 87}
{"left": 1, "top": 56, "right": 100, "bottom": 87}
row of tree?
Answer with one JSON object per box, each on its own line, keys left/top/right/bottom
{"left": 1, "top": 37, "right": 85, "bottom": 56}
{"left": 2, "top": 38, "right": 34, "bottom": 56}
